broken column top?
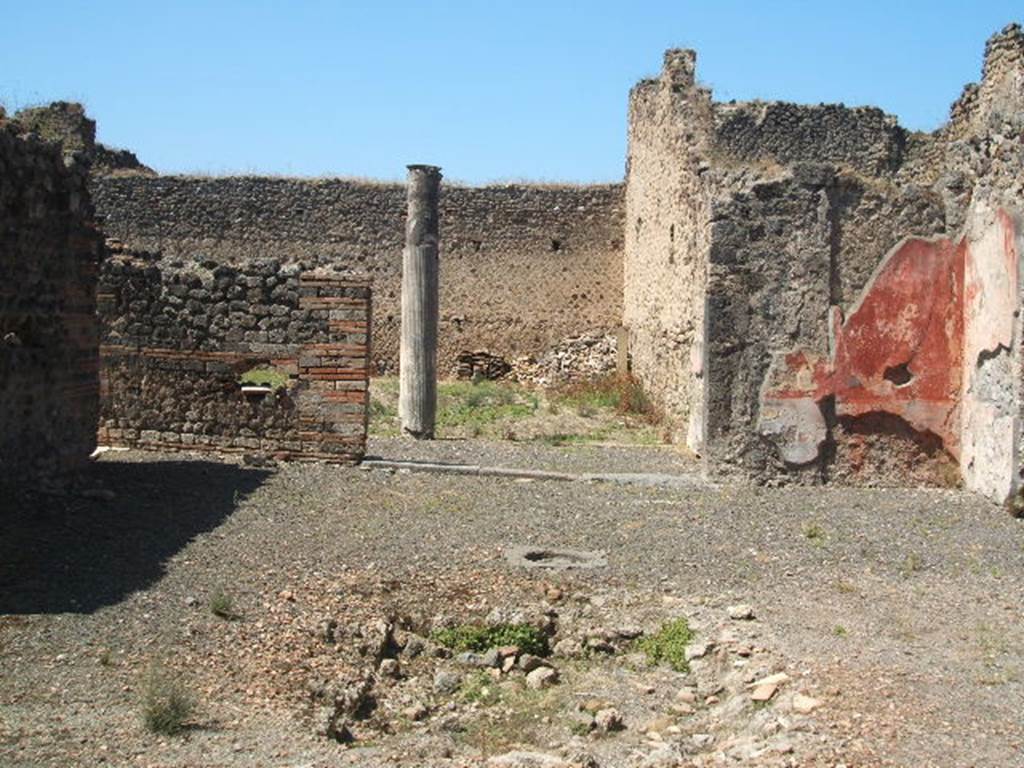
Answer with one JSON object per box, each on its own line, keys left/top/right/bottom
{"left": 406, "top": 164, "right": 442, "bottom": 177}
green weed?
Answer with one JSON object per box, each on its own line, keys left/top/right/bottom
{"left": 209, "top": 588, "right": 240, "bottom": 620}
{"left": 432, "top": 623, "right": 549, "bottom": 656}
{"left": 635, "top": 617, "right": 694, "bottom": 673}
{"left": 141, "top": 666, "right": 195, "bottom": 735}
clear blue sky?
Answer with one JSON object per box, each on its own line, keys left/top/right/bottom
{"left": 1, "top": 1, "right": 1018, "bottom": 183}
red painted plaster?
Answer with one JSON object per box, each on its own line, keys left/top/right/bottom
{"left": 831, "top": 237, "right": 964, "bottom": 452}
{"left": 763, "top": 237, "right": 968, "bottom": 455}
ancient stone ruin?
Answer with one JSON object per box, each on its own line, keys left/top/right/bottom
{"left": 0, "top": 107, "right": 104, "bottom": 482}
{"left": 97, "top": 250, "right": 371, "bottom": 462}
{"left": 1, "top": 24, "right": 1021, "bottom": 502}
{"left": 624, "top": 25, "right": 1023, "bottom": 500}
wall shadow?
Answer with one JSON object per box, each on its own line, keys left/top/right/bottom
{"left": 0, "top": 459, "right": 269, "bottom": 614}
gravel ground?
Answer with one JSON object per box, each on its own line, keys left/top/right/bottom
{"left": 2, "top": 444, "right": 1023, "bottom": 767}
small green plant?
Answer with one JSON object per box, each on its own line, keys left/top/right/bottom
{"left": 636, "top": 617, "right": 694, "bottom": 673}
{"left": 239, "top": 365, "right": 290, "bottom": 390}
{"left": 900, "top": 552, "right": 924, "bottom": 577}
{"left": 141, "top": 666, "right": 195, "bottom": 735}
{"left": 460, "top": 671, "right": 503, "bottom": 706}
{"left": 833, "top": 624, "right": 848, "bottom": 638}
{"left": 803, "top": 522, "right": 826, "bottom": 544}
{"left": 431, "top": 622, "right": 549, "bottom": 656}
{"left": 835, "top": 579, "right": 857, "bottom": 594}
{"left": 437, "top": 380, "right": 539, "bottom": 432}
{"left": 209, "top": 588, "right": 239, "bottom": 620}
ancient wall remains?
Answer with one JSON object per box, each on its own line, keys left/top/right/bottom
{"left": 0, "top": 109, "right": 103, "bottom": 482}
{"left": 624, "top": 51, "right": 713, "bottom": 452}
{"left": 625, "top": 23, "right": 1024, "bottom": 501}
{"left": 97, "top": 247, "right": 371, "bottom": 462}
{"left": 90, "top": 177, "right": 624, "bottom": 376}
{"left": 15, "top": 102, "right": 153, "bottom": 176}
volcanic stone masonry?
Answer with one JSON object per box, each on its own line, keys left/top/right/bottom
{"left": 97, "top": 248, "right": 371, "bottom": 462}
{"left": 89, "top": 176, "right": 625, "bottom": 377}
{"left": 4, "top": 23, "right": 1020, "bottom": 499}
{"left": 0, "top": 107, "right": 104, "bottom": 483}
{"left": 625, "top": 23, "right": 1024, "bottom": 501}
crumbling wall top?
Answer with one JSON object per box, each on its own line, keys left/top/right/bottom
{"left": 662, "top": 48, "right": 697, "bottom": 88}
{"left": 13, "top": 101, "right": 154, "bottom": 176}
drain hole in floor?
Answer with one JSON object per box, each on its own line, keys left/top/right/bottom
{"left": 506, "top": 546, "right": 607, "bottom": 570}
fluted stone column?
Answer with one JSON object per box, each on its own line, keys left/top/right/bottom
{"left": 399, "top": 164, "right": 442, "bottom": 438}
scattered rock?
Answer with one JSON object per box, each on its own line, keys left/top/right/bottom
{"left": 614, "top": 625, "right": 643, "bottom": 640}
{"left": 691, "top": 733, "right": 715, "bottom": 749}
{"left": 402, "top": 636, "right": 425, "bottom": 658}
{"left": 750, "top": 672, "right": 790, "bottom": 688}
{"left": 727, "top": 604, "right": 755, "bottom": 620}
{"left": 638, "top": 743, "right": 685, "bottom": 767}
{"left": 433, "top": 670, "right": 462, "bottom": 694}
{"left": 750, "top": 684, "right": 779, "bottom": 702}
{"left": 675, "top": 687, "right": 696, "bottom": 704}
{"left": 526, "top": 666, "right": 559, "bottom": 690}
{"left": 378, "top": 658, "right": 400, "bottom": 678}
{"left": 481, "top": 648, "right": 503, "bottom": 668}
{"left": 487, "top": 750, "right": 572, "bottom": 767}
{"left": 792, "top": 692, "right": 823, "bottom": 714}
{"left": 553, "top": 638, "right": 583, "bottom": 658}
{"left": 643, "top": 715, "right": 674, "bottom": 735}
{"left": 594, "top": 707, "right": 624, "bottom": 733}
{"left": 749, "top": 671, "right": 790, "bottom": 701}
{"left": 403, "top": 702, "right": 428, "bottom": 721}
{"left": 684, "top": 641, "right": 713, "bottom": 661}
{"left": 314, "top": 676, "right": 374, "bottom": 743}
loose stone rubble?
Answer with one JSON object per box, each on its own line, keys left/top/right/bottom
{"left": 184, "top": 567, "right": 844, "bottom": 767}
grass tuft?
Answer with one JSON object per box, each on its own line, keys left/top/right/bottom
{"left": 209, "top": 588, "right": 240, "bottom": 620}
{"left": 141, "top": 666, "right": 195, "bottom": 735}
{"left": 460, "top": 670, "right": 504, "bottom": 706}
{"left": 635, "top": 617, "right": 694, "bottom": 673}
{"left": 553, "top": 374, "right": 656, "bottom": 421}
{"left": 437, "top": 380, "right": 539, "bottom": 432}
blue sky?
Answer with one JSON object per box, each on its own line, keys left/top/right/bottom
{"left": 0, "top": 1, "right": 1018, "bottom": 183}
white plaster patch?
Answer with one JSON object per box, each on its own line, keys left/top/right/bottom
{"left": 758, "top": 397, "right": 826, "bottom": 465}
{"left": 960, "top": 202, "right": 1021, "bottom": 502}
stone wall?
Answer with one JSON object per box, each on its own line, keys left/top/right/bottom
{"left": 14, "top": 102, "right": 153, "bottom": 176}
{"left": 97, "top": 247, "right": 371, "bottom": 462}
{"left": 91, "top": 176, "right": 624, "bottom": 376}
{"left": 625, "top": 23, "right": 1024, "bottom": 501}
{"left": 0, "top": 109, "right": 103, "bottom": 482}
{"left": 624, "top": 51, "right": 713, "bottom": 452}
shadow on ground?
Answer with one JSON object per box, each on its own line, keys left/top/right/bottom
{"left": 0, "top": 459, "right": 269, "bottom": 614}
